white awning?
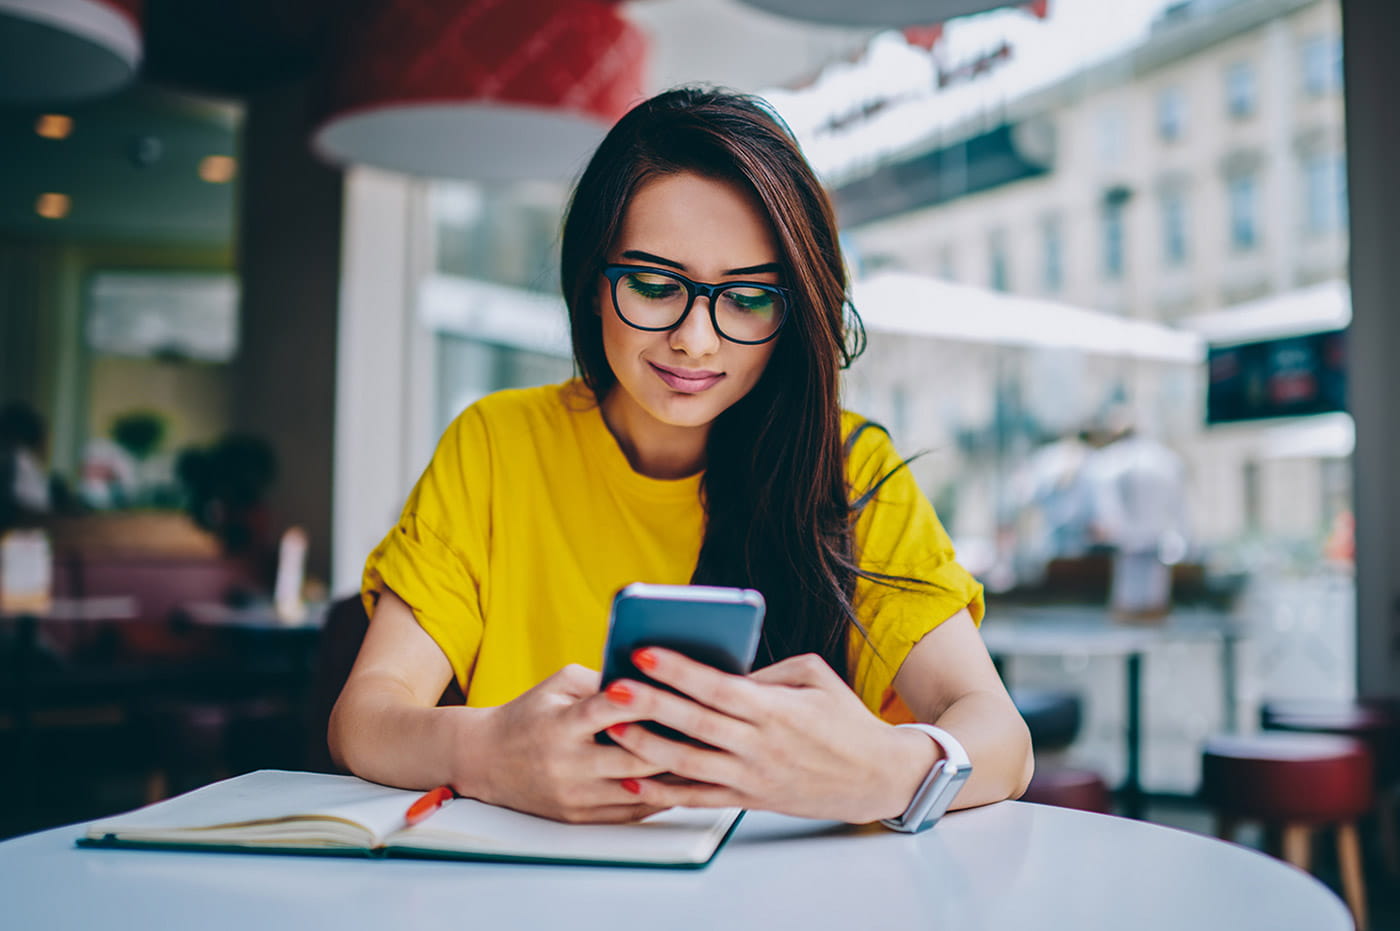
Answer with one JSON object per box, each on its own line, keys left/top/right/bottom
{"left": 852, "top": 272, "right": 1204, "bottom": 363}
{"left": 1179, "top": 280, "right": 1350, "bottom": 347}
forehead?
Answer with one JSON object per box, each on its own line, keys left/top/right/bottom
{"left": 616, "top": 171, "right": 781, "bottom": 272}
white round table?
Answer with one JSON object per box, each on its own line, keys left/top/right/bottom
{"left": 0, "top": 800, "right": 1351, "bottom": 930}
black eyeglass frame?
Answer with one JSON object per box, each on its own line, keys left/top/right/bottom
{"left": 600, "top": 264, "right": 791, "bottom": 346}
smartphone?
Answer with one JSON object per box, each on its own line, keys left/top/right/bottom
{"left": 597, "top": 582, "right": 765, "bottom": 744}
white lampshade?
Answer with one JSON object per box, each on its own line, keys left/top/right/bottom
{"left": 0, "top": 0, "right": 142, "bottom": 103}
{"left": 735, "top": 0, "right": 1018, "bottom": 27}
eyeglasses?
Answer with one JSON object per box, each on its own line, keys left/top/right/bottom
{"left": 600, "top": 264, "right": 789, "bottom": 345}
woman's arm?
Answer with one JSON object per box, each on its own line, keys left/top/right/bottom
{"left": 890, "top": 608, "right": 1034, "bottom": 809}
{"left": 329, "top": 589, "right": 669, "bottom": 822}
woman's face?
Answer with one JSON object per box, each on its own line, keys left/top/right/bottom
{"left": 599, "top": 170, "right": 782, "bottom": 432}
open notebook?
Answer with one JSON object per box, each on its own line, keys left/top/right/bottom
{"left": 79, "top": 770, "right": 744, "bottom": 870}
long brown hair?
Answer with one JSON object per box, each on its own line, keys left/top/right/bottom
{"left": 560, "top": 86, "right": 876, "bottom": 679}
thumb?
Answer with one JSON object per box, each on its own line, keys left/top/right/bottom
{"left": 550, "top": 663, "right": 602, "bottom": 699}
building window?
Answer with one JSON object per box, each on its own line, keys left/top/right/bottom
{"left": 938, "top": 244, "right": 957, "bottom": 281}
{"left": 1225, "top": 61, "right": 1256, "bottom": 118}
{"left": 1305, "top": 152, "right": 1348, "bottom": 235}
{"left": 1228, "top": 174, "right": 1259, "bottom": 251}
{"left": 1041, "top": 215, "right": 1064, "bottom": 294}
{"left": 1097, "top": 108, "right": 1126, "bottom": 167}
{"left": 1102, "top": 196, "right": 1127, "bottom": 281}
{"left": 1302, "top": 34, "right": 1343, "bottom": 96}
{"left": 989, "top": 230, "right": 1010, "bottom": 292}
{"left": 1157, "top": 87, "right": 1187, "bottom": 142}
{"left": 1160, "top": 189, "right": 1189, "bottom": 268}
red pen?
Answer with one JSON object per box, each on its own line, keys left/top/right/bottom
{"left": 404, "top": 785, "right": 454, "bottom": 826}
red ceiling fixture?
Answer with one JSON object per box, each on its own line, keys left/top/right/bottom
{"left": 311, "top": 0, "right": 648, "bottom": 182}
{"left": 0, "top": 0, "right": 143, "bottom": 102}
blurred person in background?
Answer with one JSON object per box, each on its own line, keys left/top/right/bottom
{"left": 332, "top": 87, "right": 1032, "bottom": 827}
{"left": 0, "top": 400, "right": 60, "bottom": 530}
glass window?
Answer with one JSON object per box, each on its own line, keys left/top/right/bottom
{"left": 1302, "top": 34, "right": 1343, "bottom": 96}
{"left": 1228, "top": 174, "right": 1259, "bottom": 250}
{"left": 1102, "top": 199, "right": 1126, "bottom": 280}
{"left": 1097, "top": 108, "right": 1126, "bottom": 166}
{"left": 1305, "top": 152, "right": 1348, "bottom": 235}
{"left": 1225, "top": 61, "right": 1256, "bottom": 118}
{"left": 1157, "top": 87, "right": 1187, "bottom": 142}
{"left": 989, "top": 230, "right": 1011, "bottom": 292}
{"left": 1041, "top": 214, "right": 1064, "bottom": 293}
{"left": 1161, "top": 189, "right": 1189, "bottom": 268}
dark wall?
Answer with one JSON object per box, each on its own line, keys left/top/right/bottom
{"left": 1342, "top": 0, "right": 1400, "bottom": 696}
{"left": 234, "top": 80, "right": 343, "bottom": 584}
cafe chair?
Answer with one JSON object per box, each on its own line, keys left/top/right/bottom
{"left": 1260, "top": 697, "right": 1400, "bottom": 877}
{"left": 1201, "top": 731, "right": 1373, "bottom": 930}
{"left": 1013, "top": 688, "right": 1113, "bottom": 814}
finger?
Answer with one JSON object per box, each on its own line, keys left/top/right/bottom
{"left": 628, "top": 777, "right": 746, "bottom": 811}
{"left": 562, "top": 803, "right": 670, "bottom": 825}
{"left": 553, "top": 663, "right": 602, "bottom": 698}
{"left": 606, "top": 721, "right": 743, "bottom": 788}
{"left": 615, "top": 681, "right": 757, "bottom": 755}
{"left": 748, "top": 653, "right": 835, "bottom": 688}
{"left": 634, "top": 648, "right": 763, "bottom": 720}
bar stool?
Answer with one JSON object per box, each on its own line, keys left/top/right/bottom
{"left": 1201, "top": 732, "right": 1373, "bottom": 930}
{"left": 1261, "top": 697, "right": 1400, "bottom": 876}
{"left": 1014, "top": 689, "right": 1113, "bottom": 814}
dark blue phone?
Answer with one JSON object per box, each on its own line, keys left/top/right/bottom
{"left": 596, "top": 583, "right": 765, "bottom": 745}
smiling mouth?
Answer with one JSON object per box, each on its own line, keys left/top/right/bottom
{"left": 648, "top": 362, "right": 725, "bottom": 394}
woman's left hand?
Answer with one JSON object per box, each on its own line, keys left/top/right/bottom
{"left": 602, "top": 649, "right": 937, "bottom": 823}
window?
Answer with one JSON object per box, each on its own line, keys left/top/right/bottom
{"left": 1302, "top": 34, "right": 1343, "bottom": 96}
{"left": 1225, "top": 61, "right": 1256, "bottom": 118}
{"left": 1160, "top": 189, "right": 1189, "bottom": 268}
{"left": 1157, "top": 87, "right": 1187, "bottom": 142}
{"left": 1228, "top": 174, "right": 1259, "bottom": 251}
{"left": 1041, "top": 214, "right": 1064, "bottom": 294}
{"left": 1102, "top": 194, "right": 1128, "bottom": 280}
{"left": 1305, "top": 152, "right": 1348, "bottom": 235}
{"left": 989, "top": 230, "right": 1011, "bottom": 292}
{"left": 1097, "top": 108, "right": 1126, "bottom": 167}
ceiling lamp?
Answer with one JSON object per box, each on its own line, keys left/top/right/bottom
{"left": 0, "top": 0, "right": 142, "bottom": 103}
{"left": 734, "top": 0, "right": 1025, "bottom": 28}
{"left": 311, "top": 0, "right": 648, "bottom": 182}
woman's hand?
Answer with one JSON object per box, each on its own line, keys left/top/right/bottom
{"left": 601, "top": 649, "right": 938, "bottom": 823}
{"left": 471, "top": 664, "right": 674, "bottom": 824}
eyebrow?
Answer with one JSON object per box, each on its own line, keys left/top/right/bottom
{"left": 620, "top": 249, "right": 782, "bottom": 278}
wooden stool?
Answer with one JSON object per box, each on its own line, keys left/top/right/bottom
{"left": 1202, "top": 732, "right": 1373, "bottom": 930}
{"left": 1261, "top": 697, "right": 1400, "bottom": 877}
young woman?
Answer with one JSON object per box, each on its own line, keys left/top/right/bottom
{"left": 330, "top": 87, "right": 1032, "bottom": 826}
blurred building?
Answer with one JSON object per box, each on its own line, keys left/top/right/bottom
{"left": 833, "top": 0, "right": 1348, "bottom": 556}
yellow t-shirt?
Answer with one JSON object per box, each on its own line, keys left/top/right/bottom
{"left": 362, "top": 380, "right": 983, "bottom": 720}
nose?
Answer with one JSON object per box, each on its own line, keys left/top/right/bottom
{"left": 669, "top": 294, "right": 722, "bottom": 358}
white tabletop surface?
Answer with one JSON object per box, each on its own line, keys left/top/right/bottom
{"left": 0, "top": 800, "right": 1350, "bottom": 931}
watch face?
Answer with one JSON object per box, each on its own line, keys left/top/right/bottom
{"left": 916, "top": 760, "right": 973, "bottom": 831}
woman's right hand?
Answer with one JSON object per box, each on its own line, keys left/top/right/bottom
{"left": 469, "top": 664, "right": 671, "bottom": 824}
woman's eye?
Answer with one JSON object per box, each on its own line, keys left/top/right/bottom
{"left": 624, "top": 274, "right": 681, "bottom": 300}
{"left": 723, "top": 289, "right": 776, "bottom": 313}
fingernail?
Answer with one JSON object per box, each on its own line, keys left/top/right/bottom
{"left": 607, "top": 723, "right": 628, "bottom": 739}
{"left": 606, "top": 682, "right": 633, "bottom": 705}
{"left": 632, "top": 648, "right": 658, "bottom": 672}
{"left": 621, "top": 778, "right": 642, "bottom": 795}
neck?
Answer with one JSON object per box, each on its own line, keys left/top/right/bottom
{"left": 600, "top": 387, "right": 709, "bottom": 480}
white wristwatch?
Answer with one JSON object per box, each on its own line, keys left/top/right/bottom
{"left": 880, "top": 724, "right": 973, "bottom": 833}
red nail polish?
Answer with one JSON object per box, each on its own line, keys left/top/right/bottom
{"left": 633, "top": 648, "right": 658, "bottom": 673}
{"left": 606, "top": 682, "right": 633, "bottom": 704}
{"left": 621, "top": 778, "right": 641, "bottom": 795}
{"left": 608, "top": 723, "right": 628, "bottom": 739}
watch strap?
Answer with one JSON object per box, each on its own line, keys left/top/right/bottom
{"left": 880, "top": 724, "right": 972, "bottom": 833}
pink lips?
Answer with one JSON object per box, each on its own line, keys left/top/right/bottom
{"left": 649, "top": 361, "right": 724, "bottom": 394}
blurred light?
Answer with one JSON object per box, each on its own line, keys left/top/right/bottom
{"left": 199, "top": 155, "right": 236, "bottom": 183}
{"left": 35, "top": 192, "right": 70, "bottom": 219}
{"left": 35, "top": 114, "right": 73, "bottom": 139}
